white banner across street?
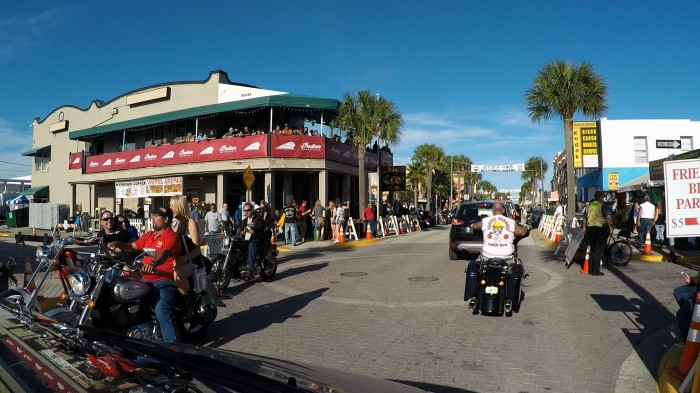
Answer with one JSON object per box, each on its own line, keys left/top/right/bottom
{"left": 471, "top": 163, "right": 525, "bottom": 172}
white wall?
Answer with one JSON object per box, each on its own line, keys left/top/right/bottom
{"left": 600, "top": 118, "right": 700, "bottom": 167}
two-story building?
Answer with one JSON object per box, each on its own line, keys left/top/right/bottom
{"left": 23, "top": 70, "right": 392, "bottom": 225}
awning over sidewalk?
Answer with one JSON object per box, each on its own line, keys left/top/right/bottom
{"left": 20, "top": 185, "right": 49, "bottom": 196}
{"left": 21, "top": 145, "right": 51, "bottom": 156}
{"left": 617, "top": 173, "right": 649, "bottom": 193}
{"left": 5, "top": 195, "right": 29, "bottom": 205}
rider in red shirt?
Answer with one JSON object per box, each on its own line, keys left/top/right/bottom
{"left": 108, "top": 206, "right": 181, "bottom": 342}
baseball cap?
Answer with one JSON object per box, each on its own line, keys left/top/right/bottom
{"left": 152, "top": 206, "right": 173, "bottom": 221}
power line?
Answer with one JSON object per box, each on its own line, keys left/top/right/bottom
{"left": 0, "top": 160, "right": 31, "bottom": 166}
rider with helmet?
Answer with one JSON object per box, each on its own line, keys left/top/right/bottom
{"left": 240, "top": 202, "right": 265, "bottom": 277}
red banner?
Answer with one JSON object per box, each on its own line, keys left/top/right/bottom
{"left": 326, "top": 138, "right": 353, "bottom": 165}
{"left": 68, "top": 152, "right": 82, "bottom": 170}
{"left": 84, "top": 135, "right": 267, "bottom": 174}
{"left": 270, "top": 135, "right": 325, "bottom": 158}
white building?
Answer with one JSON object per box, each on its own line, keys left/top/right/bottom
{"left": 577, "top": 118, "right": 698, "bottom": 201}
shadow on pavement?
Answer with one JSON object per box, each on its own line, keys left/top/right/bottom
{"left": 394, "top": 379, "right": 476, "bottom": 393}
{"left": 203, "top": 287, "right": 328, "bottom": 347}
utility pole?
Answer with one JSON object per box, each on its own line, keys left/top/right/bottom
{"left": 449, "top": 156, "right": 453, "bottom": 212}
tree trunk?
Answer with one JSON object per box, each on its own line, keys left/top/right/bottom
{"left": 564, "top": 117, "right": 576, "bottom": 220}
{"left": 426, "top": 167, "right": 433, "bottom": 211}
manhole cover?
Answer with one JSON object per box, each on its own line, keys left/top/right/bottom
{"left": 329, "top": 280, "right": 340, "bottom": 284}
{"left": 340, "top": 272, "right": 368, "bottom": 277}
{"left": 408, "top": 276, "right": 439, "bottom": 282}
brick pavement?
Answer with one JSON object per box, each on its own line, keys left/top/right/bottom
{"left": 0, "top": 225, "right": 691, "bottom": 392}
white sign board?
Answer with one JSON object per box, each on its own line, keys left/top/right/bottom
{"left": 665, "top": 158, "right": 700, "bottom": 237}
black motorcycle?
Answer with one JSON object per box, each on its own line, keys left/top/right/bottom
{"left": 209, "top": 229, "right": 278, "bottom": 291}
{"left": 46, "top": 249, "right": 220, "bottom": 342}
{"left": 463, "top": 230, "right": 529, "bottom": 317}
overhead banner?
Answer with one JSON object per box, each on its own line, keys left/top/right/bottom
{"left": 381, "top": 166, "right": 406, "bottom": 191}
{"left": 270, "top": 135, "right": 325, "bottom": 159}
{"left": 471, "top": 163, "right": 525, "bottom": 172}
{"left": 665, "top": 158, "right": 700, "bottom": 237}
{"left": 572, "top": 121, "right": 601, "bottom": 169}
{"left": 116, "top": 176, "right": 183, "bottom": 198}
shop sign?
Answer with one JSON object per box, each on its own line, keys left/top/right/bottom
{"left": 115, "top": 176, "right": 183, "bottom": 198}
{"left": 665, "top": 158, "right": 700, "bottom": 237}
{"left": 572, "top": 121, "right": 601, "bottom": 169}
{"left": 608, "top": 172, "right": 619, "bottom": 191}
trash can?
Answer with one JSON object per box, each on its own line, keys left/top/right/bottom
{"left": 6, "top": 210, "right": 16, "bottom": 227}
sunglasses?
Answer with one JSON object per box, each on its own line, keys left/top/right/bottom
{"left": 101, "top": 217, "right": 113, "bottom": 221}
{"left": 243, "top": 209, "right": 251, "bottom": 212}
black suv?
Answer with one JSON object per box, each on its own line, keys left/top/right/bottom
{"left": 448, "top": 201, "right": 512, "bottom": 260}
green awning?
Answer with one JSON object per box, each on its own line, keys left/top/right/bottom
{"left": 69, "top": 94, "right": 339, "bottom": 140}
{"left": 21, "top": 145, "right": 51, "bottom": 156}
{"left": 20, "top": 185, "right": 49, "bottom": 196}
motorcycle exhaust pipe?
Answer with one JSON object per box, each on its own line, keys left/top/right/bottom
{"left": 467, "top": 297, "right": 477, "bottom": 311}
{"left": 503, "top": 299, "right": 513, "bottom": 313}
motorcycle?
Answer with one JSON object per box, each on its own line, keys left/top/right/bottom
{"left": 463, "top": 230, "right": 529, "bottom": 317}
{"left": 1, "top": 234, "right": 97, "bottom": 316}
{"left": 46, "top": 249, "right": 221, "bottom": 342}
{"left": 209, "top": 228, "right": 278, "bottom": 291}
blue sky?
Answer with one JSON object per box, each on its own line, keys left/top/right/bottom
{"left": 2, "top": 1, "right": 699, "bottom": 190}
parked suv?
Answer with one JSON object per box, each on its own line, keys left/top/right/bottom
{"left": 448, "top": 201, "right": 512, "bottom": 260}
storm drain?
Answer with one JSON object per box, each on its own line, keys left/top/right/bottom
{"left": 340, "top": 272, "right": 368, "bottom": 277}
{"left": 408, "top": 276, "right": 439, "bottom": 282}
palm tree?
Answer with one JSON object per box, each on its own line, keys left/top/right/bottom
{"left": 521, "top": 180, "right": 534, "bottom": 205}
{"left": 526, "top": 60, "right": 607, "bottom": 220}
{"left": 331, "top": 91, "right": 403, "bottom": 217}
{"left": 521, "top": 156, "right": 548, "bottom": 208}
{"left": 412, "top": 144, "right": 446, "bottom": 211}
{"left": 406, "top": 160, "right": 425, "bottom": 208}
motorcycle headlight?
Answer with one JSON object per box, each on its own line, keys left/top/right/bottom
{"left": 223, "top": 238, "right": 231, "bottom": 247}
{"left": 68, "top": 272, "right": 90, "bottom": 296}
{"left": 36, "top": 245, "right": 49, "bottom": 259}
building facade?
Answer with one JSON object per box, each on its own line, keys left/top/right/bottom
{"left": 576, "top": 118, "right": 698, "bottom": 201}
{"left": 24, "top": 70, "right": 391, "bottom": 226}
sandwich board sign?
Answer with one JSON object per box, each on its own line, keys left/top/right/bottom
{"left": 665, "top": 158, "right": 700, "bottom": 237}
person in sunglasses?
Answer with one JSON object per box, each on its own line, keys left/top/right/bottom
{"left": 116, "top": 214, "right": 139, "bottom": 240}
{"left": 92, "top": 211, "right": 131, "bottom": 244}
{"left": 240, "top": 202, "right": 265, "bottom": 277}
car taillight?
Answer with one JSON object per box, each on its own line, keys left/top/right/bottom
{"left": 452, "top": 218, "right": 465, "bottom": 225}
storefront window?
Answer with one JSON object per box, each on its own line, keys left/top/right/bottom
{"left": 634, "top": 137, "right": 647, "bottom": 164}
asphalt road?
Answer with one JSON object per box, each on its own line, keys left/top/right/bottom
{"left": 0, "top": 225, "right": 688, "bottom": 392}
{"left": 193, "top": 226, "right": 686, "bottom": 393}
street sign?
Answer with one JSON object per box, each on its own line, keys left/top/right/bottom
{"left": 665, "top": 158, "right": 700, "bottom": 237}
{"left": 657, "top": 139, "right": 681, "bottom": 149}
{"left": 243, "top": 165, "right": 255, "bottom": 190}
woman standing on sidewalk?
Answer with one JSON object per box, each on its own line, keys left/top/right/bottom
{"left": 654, "top": 199, "right": 665, "bottom": 248}
{"left": 328, "top": 201, "right": 337, "bottom": 242}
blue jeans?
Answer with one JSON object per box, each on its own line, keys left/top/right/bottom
{"left": 284, "top": 223, "right": 297, "bottom": 245}
{"left": 369, "top": 219, "right": 377, "bottom": 237}
{"left": 638, "top": 218, "right": 654, "bottom": 246}
{"left": 246, "top": 239, "right": 258, "bottom": 270}
{"left": 149, "top": 280, "right": 180, "bottom": 343}
{"left": 655, "top": 224, "right": 665, "bottom": 243}
{"left": 674, "top": 284, "right": 698, "bottom": 339}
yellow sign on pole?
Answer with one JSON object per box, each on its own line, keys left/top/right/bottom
{"left": 243, "top": 165, "right": 255, "bottom": 190}
{"left": 608, "top": 172, "right": 619, "bottom": 191}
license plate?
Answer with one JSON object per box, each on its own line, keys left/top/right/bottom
{"left": 485, "top": 286, "right": 498, "bottom": 295}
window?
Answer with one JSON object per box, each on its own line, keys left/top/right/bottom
{"left": 681, "top": 136, "right": 693, "bottom": 153}
{"left": 34, "top": 152, "right": 50, "bottom": 172}
{"left": 634, "top": 137, "right": 647, "bottom": 164}
{"left": 144, "top": 126, "right": 165, "bottom": 147}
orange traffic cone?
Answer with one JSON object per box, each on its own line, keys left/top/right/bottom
{"left": 669, "top": 293, "right": 700, "bottom": 380}
{"left": 554, "top": 226, "right": 562, "bottom": 244}
{"left": 338, "top": 228, "right": 345, "bottom": 244}
{"left": 415, "top": 219, "right": 421, "bottom": 232}
{"left": 365, "top": 223, "right": 373, "bottom": 240}
{"left": 643, "top": 232, "right": 652, "bottom": 255}
{"left": 23, "top": 257, "right": 35, "bottom": 293}
{"left": 270, "top": 229, "right": 276, "bottom": 246}
{"left": 580, "top": 246, "right": 590, "bottom": 274}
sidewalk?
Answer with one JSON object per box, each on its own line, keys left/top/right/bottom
{"left": 537, "top": 228, "right": 700, "bottom": 264}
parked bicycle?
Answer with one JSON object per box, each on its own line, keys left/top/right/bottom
{"left": 605, "top": 227, "right": 632, "bottom": 266}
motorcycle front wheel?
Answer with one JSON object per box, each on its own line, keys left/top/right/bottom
{"left": 181, "top": 317, "right": 212, "bottom": 342}
{"left": 209, "top": 254, "right": 232, "bottom": 291}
